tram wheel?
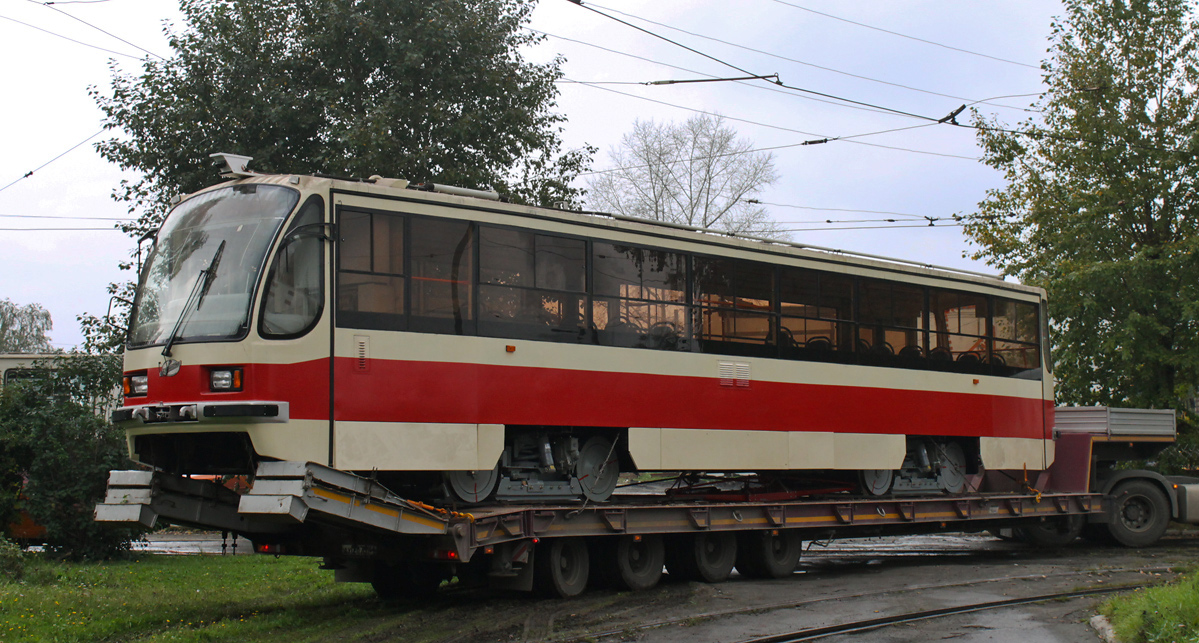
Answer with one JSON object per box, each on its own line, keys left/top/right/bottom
{"left": 534, "top": 538, "right": 590, "bottom": 598}
{"left": 370, "top": 561, "right": 445, "bottom": 600}
{"left": 1015, "top": 515, "right": 1084, "bottom": 546}
{"left": 860, "top": 469, "right": 894, "bottom": 496}
{"left": 665, "top": 532, "right": 737, "bottom": 583}
{"left": 594, "top": 534, "right": 665, "bottom": 591}
{"left": 445, "top": 466, "right": 499, "bottom": 504}
{"left": 1106, "top": 480, "right": 1170, "bottom": 547}
{"left": 576, "top": 436, "right": 620, "bottom": 502}
{"left": 735, "top": 530, "right": 802, "bottom": 579}
{"left": 936, "top": 442, "right": 968, "bottom": 494}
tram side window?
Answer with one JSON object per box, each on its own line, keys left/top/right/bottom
{"left": 478, "top": 226, "right": 586, "bottom": 342}
{"left": 694, "top": 256, "right": 775, "bottom": 357}
{"left": 261, "top": 196, "right": 325, "bottom": 338}
{"left": 410, "top": 218, "right": 474, "bottom": 333}
{"left": 992, "top": 298, "right": 1041, "bottom": 375}
{"left": 857, "top": 279, "right": 926, "bottom": 364}
{"left": 779, "top": 267, "right": 854, "bottom": 362}
{"left": 930, "top": 289, "right": 990, "bottom": 373}
{"left": 592, "top": 243, "right": 689, "bottom": 350}
{"left": 337, "top": 210, "right": 406, "bottom": 330}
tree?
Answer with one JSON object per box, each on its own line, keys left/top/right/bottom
{"left": 963, "top": 0, "right": 1199, "bottom": 420}
{"left": 587, "top": 114, "right": 784, "bottom": 237}
{"left": 93, "top": 0, "right": 593, "bottom": 240}
{"left": 0, "top": 299, "right": 53, "bottom": 353}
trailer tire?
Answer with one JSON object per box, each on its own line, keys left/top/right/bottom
{"left": 534, "top": 538, "right": 590, "bottom": 598}
{"left": 370, "top": 562, "right": 445, "bottom": 600}
{"left": 736, "top": 530, "right": 802, "bottom": 579}
{"left": 1107, "top": 480, "right": 1170, "bottom": 547}
{"left": 596, "top": 534, "right": 665, "bottom": 591}
{"left": 1015, "top": 515, "right": 1084, "bottom": 547}
{"left": 665, "top": 532, "right": 737, "bottom": 583}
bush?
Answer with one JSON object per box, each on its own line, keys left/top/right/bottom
{"left": 0, "top": 534, "right": 24, "bottom": 580}
{"left": 0, "top": 359, "right": 141, "bottom": 560}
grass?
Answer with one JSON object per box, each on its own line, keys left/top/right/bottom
{"left": 0, "top": 553, "right": 383, "bottom": 643}
{"left": 1101, "top": 569, "right": 1199, "bottom": 643}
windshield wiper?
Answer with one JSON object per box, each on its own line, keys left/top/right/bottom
{"left": 162, "top": 240, "right": 226, "bottom": 359}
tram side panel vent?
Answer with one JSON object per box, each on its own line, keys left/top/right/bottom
{"left": 355, "top": 335, "right": 369, "bottom": 372}
{"left": 718, "top": 361, "right": 751, "bottom": 388}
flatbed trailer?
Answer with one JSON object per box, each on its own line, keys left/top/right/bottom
{"left": 96, "top": 407, "right": 1198, "bottom": 597}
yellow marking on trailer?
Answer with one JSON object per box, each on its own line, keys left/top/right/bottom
{"left": 312, "top": 488, "right": 445, "bottom": 530}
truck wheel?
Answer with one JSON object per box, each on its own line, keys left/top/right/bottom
{"left": 602, "top": 534, "right": 664, "bottom": 591}
{"left": 1106, "top": 480, "right": 1170, "bottom": 547}
{"left": 736, "top": 530, "right": 802, "bottom": 579}
{"left": 534, "top": 538, "right": 589, "bottom": 598}
{"left": 665, "top": 532, "right": 737, "bottom": 583}
{"left": 370, "top": 561, "right": 445, "bottom": 599}
{"left": 1015, "top": 515, "right": 1084, "bottom": 546}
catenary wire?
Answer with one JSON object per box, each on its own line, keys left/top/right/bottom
{"left": 27, "top": 0, "right": 164, "bottom": 60}
{"left": 0, "top": 129, "right": 105, "bottom": 194}
{"left": 567, "top": 0, "right": 943, "bottom": 122}
{"left": 778, "top": 222, "right": 964, "bottom": 232}
{"left": 568, "top": 81, "right": 976, "bottom": 162}
{"left": 1, "top": 227, "right": 122, "bottom": 231}
{"left": 587, "top": 2, "right": 1041, "bottom": 113}
{"left": 0, "top": 213, "right": 133, "bottom": 221}
{"left": 0, "top": 14, "right": 142, "bottom": 59}
{"left": 539, "top": 29, "right": 906, "bottom": 118}
{"left": 767, "top": 0, "right": 1039, "bottom": 69}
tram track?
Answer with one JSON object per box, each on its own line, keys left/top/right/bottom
{"left": 547, "top": 564, "right": 1171, "bottom": 643}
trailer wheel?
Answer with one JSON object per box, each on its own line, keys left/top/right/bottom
{"left": 370, "top": 562, "right": 445, "bottom": 600}
{"left": 665, "top": 532, "right": 737, "bottom": 583}
{"left": 596, "top": 534, "right": 665, "bottom": 591}
{"left": 534, "top": 538, "right": 590, "bottom": 598}
{"left": 736, "top": 530, "right": 802, "bottom": 579}
{"left": 1107, "top": 480, "right": 1170, "bottom": 547}
{"left": 1015, "top": 515, "right": 1084, "bottom": 546}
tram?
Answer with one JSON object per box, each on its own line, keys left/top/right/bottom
{"left": 112, "top": 154, "right": 1053, "bottom": 505}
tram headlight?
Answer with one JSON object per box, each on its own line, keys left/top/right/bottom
{"left": 209, "top": 367, "right": 243, "bottom": 392}
{"left": 123, "top": 372, "right": 148, "bottom": 397}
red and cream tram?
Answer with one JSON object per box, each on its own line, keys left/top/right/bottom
{"left": 113, "top": 154, "right": 1053, "bottom": 504}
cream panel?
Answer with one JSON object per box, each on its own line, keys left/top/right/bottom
{"left": 659, "top": 429, "right": 789, "bottom": 470}
{"left": 980, "top": 437, "right": 1050, "bottom": 470}
{"left": 335, "top": 422, "right": 498, "bottom": 471}
{"left": 476, "top": 424, "right": 504, "bottom": 470}
{"left": 335, "top": 328, "right": 1044, "bottom": 400}
{"left": 833, "top": 433, "right": 906, "bottom": 469}
{"left": 249, "top": 420, "right": 329, "bottom": 463}
{"left": 627, "top": 427, "right": 663, "bottom": 469}
{"left": 786, "top": 432, "right": 834, "bottom": 469}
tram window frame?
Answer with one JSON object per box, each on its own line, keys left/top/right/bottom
{"left": 478, "top": 224, "right": 588, "bottom": 343}
{"left": 408, "top": 217, "right": 476, "bottom": 335}
{"left": 856, "top": 279, "right": 927, "bottom": 366}
{"left": 260, "top": 195, "right": 326, "bottom": 340}
{"left": 592, "top": 241, "right": 691, "bottom": 351}
{"left": 693, "top": 255, "right": 776, "bottom": 358}
{"left": 335, "top": 208, "right": 410, "bottom": 332}
{"left": 778, "top": 266, "right": 854, "bottom": 362}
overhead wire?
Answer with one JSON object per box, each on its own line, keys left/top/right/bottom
{"left": 27, "top": 0, "right": 165, "bottom": 60}
{"left": 538, "top": 29, "right": 907, "bottom": 118}
{"left": 0, "top": 213, "right": 133, "bottom": 221}
{"left": 566, "top": 0, "right": 944, "bottom": 123}
{"left": 1, "top": 227, "right": 122, "bottom": 231}
{"left": 568, "top": 80, "right": 976, "bottom": 162}
{"left": 767, "top": 0, "right": 1040, "bottom": 69}
{"left": 586, "top": 2, "right": 1042, "bottom": 114}
{"left": 0, "top": 129, "right": 105, "bottom": 194}
{"left": 0, "top": 14, "right": 142, "bottom": 59}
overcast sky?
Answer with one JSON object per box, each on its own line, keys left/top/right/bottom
{"left": 0, "top": 0, "right": 1061, "bottom": 349}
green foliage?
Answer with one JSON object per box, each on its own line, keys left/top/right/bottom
{"left": 1102, "top": 569, "right": 1199, "bottom": 642}
{"left": 0, "top": 299, "right": 54, "bottom": 353}
{"left": 0, "top": 359, "right": 137, "bottom": 560}
{"left": 0, "top": 535, "right": 23, "bottom": 581}
{"left": 965, "top": 1, "right": 1199, "bottom": 431}
{"left": 0, "top": 555, "right": 373, "bottom": 642}
{"left": 93, "top": 0, "right": 592, "bottom": 238}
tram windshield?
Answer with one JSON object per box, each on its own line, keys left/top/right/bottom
{"left": 128, "top": 184, "right": 300, "bottom": 348}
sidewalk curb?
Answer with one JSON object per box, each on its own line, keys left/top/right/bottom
{"left": 1089, "top": 614, "right": 1117, "bottom": 643}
